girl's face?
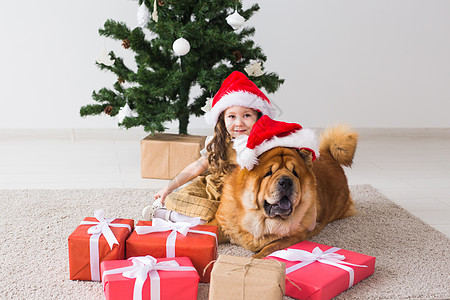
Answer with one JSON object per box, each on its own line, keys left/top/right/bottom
{"left": 223, "top": 106, "right": 259, "bottom": 138}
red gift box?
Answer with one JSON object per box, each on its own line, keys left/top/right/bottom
{"left": 126, "top": 219, "right": 218, "bottom": 283}
{"left": 264, "top": 241, "right": 376, "bottom": 300}
{"left": 68, "top": 209, "right": 134, "bottom": 281}
{"left": 101, "top": 256, "right": 199, "bottom": 300}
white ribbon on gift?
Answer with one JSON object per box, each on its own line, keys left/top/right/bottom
{"left": 101, "top": 255, "right": 196, "bottom": 300}
{"left": 79, "top": 209, "right": 132, "bottom": 281}
{"left": 135, "top": 218, "right": 218, "bottom": 258}
{"left": 268, "top": 246, "right": 368, "bottom": 288}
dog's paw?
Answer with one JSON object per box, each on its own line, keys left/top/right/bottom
{"left": 252, "top": 251, "right": 266, "bottom": 259}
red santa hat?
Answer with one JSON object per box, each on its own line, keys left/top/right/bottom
{"left": 233, "top": 115, "right": 319, "bottom": 170}
{"left": 204, "top": 71, "right": 276, "bottom": 125}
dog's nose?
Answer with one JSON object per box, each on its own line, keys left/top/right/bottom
{"left": 278, "top": 177, "right": 293, "bottom": 189}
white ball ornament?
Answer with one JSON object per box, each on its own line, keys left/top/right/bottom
{"left": 172, "top": 37, "right": 190, "bottom": 56}
{"left": 226, "top": 10, "right": 245, "bottom": 30}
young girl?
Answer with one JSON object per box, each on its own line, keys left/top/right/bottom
{"left": 142, "top": 71, "right": 276, "bottom": 224}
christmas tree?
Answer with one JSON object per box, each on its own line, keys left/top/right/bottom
{"left": 80, "top": 0, "right": 284, "bottom": 134}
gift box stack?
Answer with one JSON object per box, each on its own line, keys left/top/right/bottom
{"left": 68, "top": 209, "right": 218, "bottom": 300}
{"left": 207, "top": 242, "right": 375, "bottom": 300}
{"left": 68, "top": 210, "right": 376, "bottom": 300}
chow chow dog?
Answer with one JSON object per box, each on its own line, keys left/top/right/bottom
{"left": 213, "top": 125, "right": 358, "bottom": 258}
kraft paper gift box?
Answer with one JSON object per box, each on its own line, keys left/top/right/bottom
{"left": 101, "top": 256, "right": 199, "bottom": 300}
{"left": 141, "top": 133, "right": 207, "bottom": 179}
{"left": 209, "top": 254, "right": 286, "bottom": 300}
{"left": 68, "top": 209, "right": 134, "bottom": 281}
{"left": 126, "top": 219, "right": 218, "bottom": 283}
{"left": 264, "top": 240, "right": 376, "bottom": 300}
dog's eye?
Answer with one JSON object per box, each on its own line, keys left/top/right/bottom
{"left": 264, "top": 170, "right": 273, "bottom": 177}
{"left": 292, "top": 169, "right": 299, "bottom": 178}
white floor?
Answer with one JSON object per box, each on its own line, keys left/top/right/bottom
{"left": 1, "top": 128, "right": 449, "bottom": 238}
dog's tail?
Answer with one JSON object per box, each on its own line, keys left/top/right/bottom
{"left": 319, "top": 125, "right": 358, "bottom": 167}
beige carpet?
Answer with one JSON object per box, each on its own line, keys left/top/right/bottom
{"left": 0, "top": 185, "right": 449, "bottom": 299}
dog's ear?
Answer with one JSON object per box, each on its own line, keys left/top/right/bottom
{"left": 298, "top": 148, "right": 314, "bottom": 168}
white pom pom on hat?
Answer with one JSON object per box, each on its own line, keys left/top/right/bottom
{"left": 233, "top": 115, "right": 319, "bottom": 170}
{"left": 204, "top": 71, "right": 276, "bottom": 125}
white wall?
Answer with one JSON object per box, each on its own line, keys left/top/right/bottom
{"left": 0, "top": 0, "right": 449, "bottom": 130}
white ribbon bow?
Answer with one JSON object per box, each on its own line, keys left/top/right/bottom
{"left": 268, "top": 246, "right": 367, "bottom": 288}
{"left": 135, "top": 218, "right": 217, "bottom": 258}
{"left": 83, "top": 209, "right": 120, "bottom": 249}
{"left": 79, "top": 209, "right": 132, "bottom": 281}
{"left": 102, "top": 256, "right": 196, "bottom": 300}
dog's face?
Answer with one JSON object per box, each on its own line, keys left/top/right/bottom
{"left": 238, "top": 147, "right": 317, "bottom": 238}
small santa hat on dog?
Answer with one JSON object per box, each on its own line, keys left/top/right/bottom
{"left": 204, "top": 71, "right": 276, "bottom": 125}
{"left": 233, "top": 115, "right": 319, "bottom": 170}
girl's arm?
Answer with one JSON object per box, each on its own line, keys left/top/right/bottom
{"left": 154, "top": 156, "right": 209, "bottom": 204}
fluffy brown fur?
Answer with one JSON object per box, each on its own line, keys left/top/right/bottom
{"left": 210, "top": 125, "right": 358, "bottom": 258}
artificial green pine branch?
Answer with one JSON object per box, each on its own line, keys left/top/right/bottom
{"left": 99, "top": 20, "right": 131, "bottom": 40}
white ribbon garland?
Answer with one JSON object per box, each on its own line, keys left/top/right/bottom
{"left": 268, "top": 246, "right": 368, "bottom": 288}
{"left": 102, "top": 256, "right": 196, "bottom": 300}
{"left": 79, "top": 209, "right": 132, "bottom": 281}
{"left": 135, "top": 218, "right": 218, "bottom": 257}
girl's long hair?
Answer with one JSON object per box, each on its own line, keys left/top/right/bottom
{"left": 206, "top": 112, "right": 233, "bottom": 176}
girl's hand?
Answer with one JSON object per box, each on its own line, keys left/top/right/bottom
{"left": 154, "top": 187, "right": 171, "bottom": 205}
{"left": 153, "top": 156, "right": 207, "bottom": 206}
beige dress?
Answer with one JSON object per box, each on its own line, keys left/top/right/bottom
{"left": 164, "top": 138, "right": 236, "bottom": 222}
